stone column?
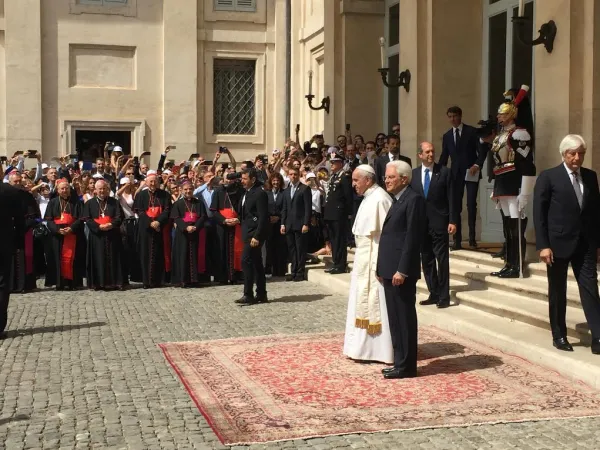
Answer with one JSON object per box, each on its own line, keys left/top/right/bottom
{"left": 163, "top": 0, "right": 198, "bottom": 158}
{"left": 271, "top": 0, "right": 288, "bottom": 149}
{"left": 323, "top": 0, "right": 343, "bottom": 141}
{"left": 5, "top": 0, "right": 42, "bottom": 154}
{"left": 340, "top": 0, "right": 385, "bottom": 141}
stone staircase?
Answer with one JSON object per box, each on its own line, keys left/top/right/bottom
{"left": 306, "top": 247, "right": 600, "bottom": 388}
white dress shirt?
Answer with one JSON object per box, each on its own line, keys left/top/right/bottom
{"left": 453, "top": 123, "right": 464, "bottom": 145}
{"left": 421, "top": 163, "right": 434, "bottom": 188}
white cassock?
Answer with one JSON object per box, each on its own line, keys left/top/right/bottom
{"left": 343, "top": 184, "right": 394, "bottom": 364}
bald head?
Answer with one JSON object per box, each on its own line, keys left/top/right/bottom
{"left": 95, "top": 179, "right": 110, "bottom": 200}
{"left": 417, "top": 141, "right": 435, "bottom": 166}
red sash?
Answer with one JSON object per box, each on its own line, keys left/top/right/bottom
{"left": 146, "top": 206, "right": 162, "bottom": 219}
{"left": 24, "top": 229, "right": 34, "bottom": 275}
{"left": 54, "top": 212, "right": 76, "bottom": 280}
{"left": 219, "top": 208, "right": 242, "bottom": 272}
{"left": 163, "top": 223, "right": 172, "bottom": 272}
{"left": 94, "top": 216, "right": 112, "bottom": 225}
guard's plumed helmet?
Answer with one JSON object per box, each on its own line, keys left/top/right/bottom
{"left": 497, "top": 85, "right": 530, "bottom": 121}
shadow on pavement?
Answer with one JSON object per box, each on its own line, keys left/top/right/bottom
{"left": 0, "top": 414, "right": 30, "bottom": 427}
{"left": 3, "top": 321, "right": 107, "bottom": 339}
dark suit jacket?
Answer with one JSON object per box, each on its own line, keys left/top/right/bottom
{"left": 410, "top": 163, "right": 454, "bottom": 233}
{"left": 0, "top": 183, "right": 25, "bottom": 250}
{"left": 237, "top": 183, "right": 269, "bottom": 243}
{"left": 439, "top": 124, "right": 487, "bottom": 179}
{"left": 323, "top": 171, "right": 354, "bottom": 221}
{"left": 374, "top": 153, "right": 413, "bottom": 187}
{"left": 376, "top": 186, "right": 426, "bottom": 280}
{"left": 267, "top": 189, "right": 285, "bottom": 218}
{"left": 533, "top": 164, "right": 600, "bottom": 259}
{"left": 281, "top": 183, "right": 312, "bottom": 231}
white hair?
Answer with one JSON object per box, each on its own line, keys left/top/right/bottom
{"left": 386, "top": 160, "right": 412, "bottom": 182}
{"left": 559, "top": 134, "right": 587, "bottom": 156}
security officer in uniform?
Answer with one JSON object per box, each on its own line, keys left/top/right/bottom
{"left": 489, "top": 85, "right": 536, "bottom": 278}
{"left": 324, "top": 149, "right": 354, "bottom": 274}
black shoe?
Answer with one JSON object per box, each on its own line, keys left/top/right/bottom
{"left": 591, "top": 338, "right": 600, "bottom": 355}
{"left": 324, "top": 268, "right": 334, "bottom": 274}
{"left": 328, "top": 268, "right": 346, "bottom": 275}
{"left": 436, "top": 300, "right": 451, "bottom": 309}
{"left": 383, "top": 368, "right": 417, "bottom": 379}
{"left": 381, "top": 367, "right": 396, "bottom": 374}
{"left": 498, "top": 268, "right": 520, "bottom": 278}
{"left": 469, "top": 239, "right": 477, "bottom": 248}
{"left": 285, "top": 274, "right": 295, "bottom": 282}
{"left": 256, "top": 294, "right": 268, "bottom": 303}
{"left": 419, "top": 297, "right": 438, "bottom": 306}
{"left": 235, "top": 296, "right": 257, "bottom": 305}
{"left": 490, "top": 265, "right": 510, "bottom": 277}
{"left": 553, "top": 337, "right": 574, "bottom": 352}
{"left": 0, "top": 331, "right": 7, "bottom": 340}
{"left": 293, "top": 277, "right": 304, "bottom": 282}
{"left": 451, "top": 241, "right": 462, "bottom": 251}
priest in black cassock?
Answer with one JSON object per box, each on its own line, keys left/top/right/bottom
{"left": 211, "top": 181, "right": 244, "bottom": 285}
{"left": 83, "top": 180, "right": 124, "bottom": 290}
{"left": 10, "top": 184, "right": 41, "bottom": 293}
{"left": 134, "top": 173, "right": 172, "bottom": 288}
{"left": 170, "top": 181, "right": 208, "bottom": 287}
{"left": 44, "top": 179, "right": 85, "bottom": 290}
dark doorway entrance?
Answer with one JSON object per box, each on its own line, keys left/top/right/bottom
{"left": 75, "top": 130, "right": 132, "bottom": 162}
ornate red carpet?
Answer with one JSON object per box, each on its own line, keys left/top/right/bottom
{"left": 159, "top": 328, "right": 600, "bottom": 445}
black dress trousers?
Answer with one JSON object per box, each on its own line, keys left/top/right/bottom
{"left": 325, "top": 219, "right": 348, "bottom": 271}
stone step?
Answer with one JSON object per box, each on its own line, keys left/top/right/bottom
{"left": 416, "top": 278, "right": 591, "bottom": 342}
{"left": 448, "top": 259, "right": 583, "bottom": 308}
{"left": 449, "top": 248, "right": 600, "bottom": 283}
{"left": 306, "top": 264, "right": 600, "bottom": 389}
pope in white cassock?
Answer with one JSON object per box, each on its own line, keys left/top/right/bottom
{"left": 343, "top": 165, "right": 394, "bottom": 364}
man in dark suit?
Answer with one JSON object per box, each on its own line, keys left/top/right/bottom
{"left": 0, "top": 182, "right": 25, "bottom": 337}
{"left": 377, "top": 160, "right": 426, "bottom": 379}
{"left": 281, "top": 167, "right": 312, "bottom": 282}
{"left": 374, "top": 134, "right": 412, "bottom": 187}
{"left": 235, "top": 168, "right": 269, "bottom": 305}
{"left": 439, "top": 106, "right": 488, "bottom": 250}
{"left": 533, "top": 134, "right": 600, "bottom": 354}
{"left": 411, "top": 142, "right": 456, "bottom": 309}
{"left": 324, "top": 150, "right": 354, "bottom": 274}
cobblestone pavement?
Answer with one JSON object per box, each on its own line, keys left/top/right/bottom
{"left": 2, "top": 280, "right": 600, "bottom": 450}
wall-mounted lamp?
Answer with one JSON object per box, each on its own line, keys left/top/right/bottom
{"left": 305, "top": 70, "right": 330, "bottom": 114}
{"left": 377, "top": 37, "right": 411, "bottom": 92}
{"left": 512, "top": 0, "right": 556, "bottom": 53}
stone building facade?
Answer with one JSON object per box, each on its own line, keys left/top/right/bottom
{"left": 0, "top": 0, "right": 598, "bottom": 241}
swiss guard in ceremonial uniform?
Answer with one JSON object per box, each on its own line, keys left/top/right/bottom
{"left": 489, "top": 85, "right": 536, "bottom": 278}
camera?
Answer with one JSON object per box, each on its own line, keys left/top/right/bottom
{"left": 226, "top": 172, "right": 242, "bottom": 181}
{"left": 218, "top": 146, "right": 228, "bottom": 153}
{"left": 476, "top": 117, "right": 499, "bottom": 139}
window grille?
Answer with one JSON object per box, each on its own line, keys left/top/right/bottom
{"left": 214, "top": 0, "right": 256, "bottom": 12}
{"left": 213, "top": 59, "right": 256, "bottom": 135}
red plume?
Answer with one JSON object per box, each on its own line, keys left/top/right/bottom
{"left": 514, "top": 84, "right": 530, "bottom": 107}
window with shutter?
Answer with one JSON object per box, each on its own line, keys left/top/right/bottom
{"left": 214, "top": 0, "right": 256, "bottom": 12}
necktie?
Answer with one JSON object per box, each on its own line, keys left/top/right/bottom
{"left": 424, "top": 168, "right": 431, "bottom": 198}
{"left": 291, "top": 185, "right": 296, "bottom": 199}
{"left": 572, "top": 172, "right": 583, "bottom": 208}
{"left": 455, "top": 128, "right": 461, "bottom": 146}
